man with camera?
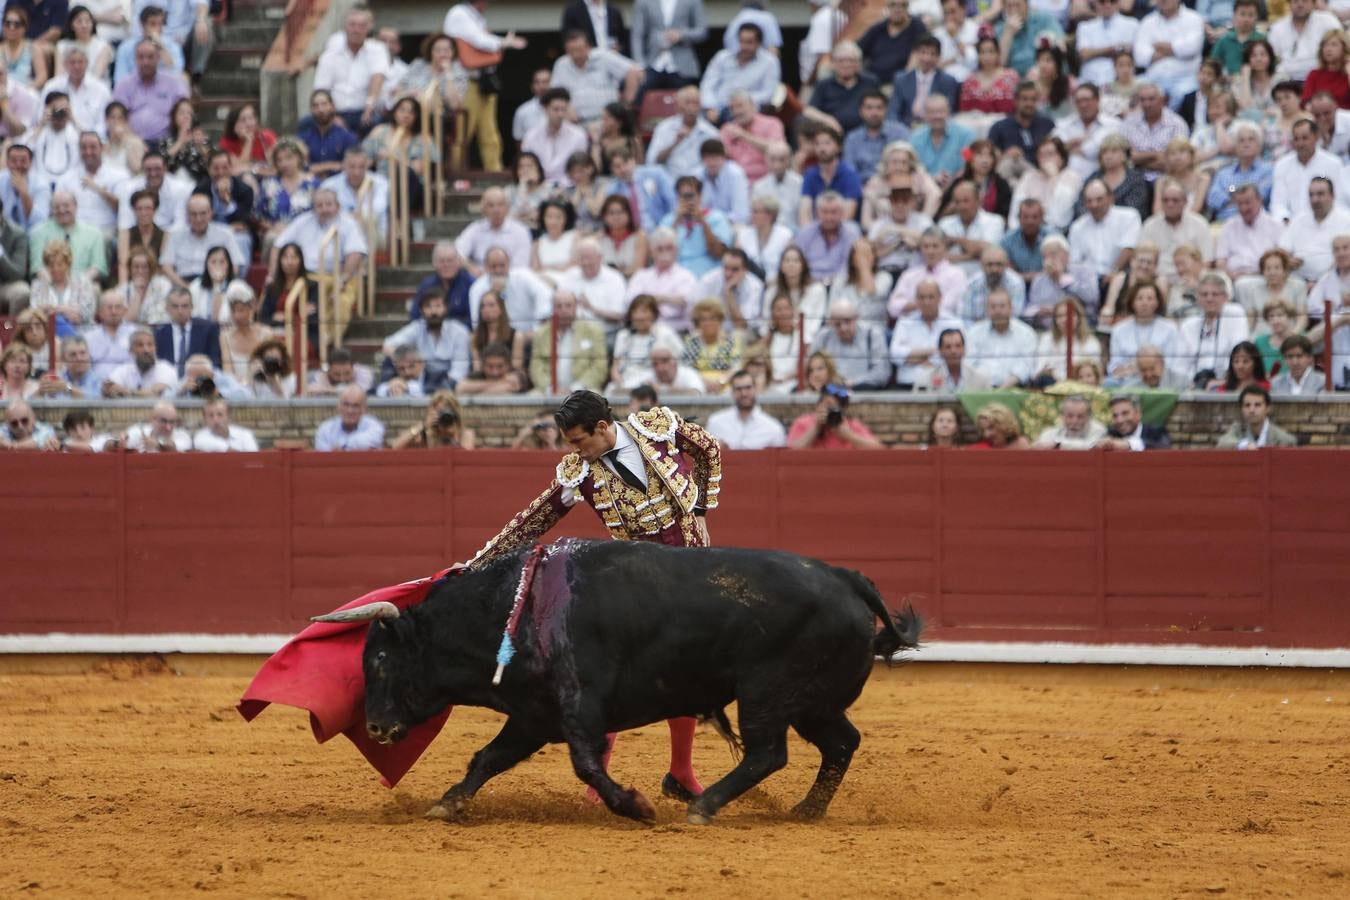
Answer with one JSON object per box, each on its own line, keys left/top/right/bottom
{"left": 174, "top": 353, "right": 246, "bottom": 401}
{"left": 191, "top": 398, "right": 258, "bottom": 452}
{"left": 41, "top": 46, "right": 110, "bottom": 136}
{"left": 786, "top": 383, "right": 883, "bottom": 449}
{"left": 123, "top": 400, "right": 192, "bottom": 451}
{"left": 28, "top": 92, "right": 80, "bottom": 191}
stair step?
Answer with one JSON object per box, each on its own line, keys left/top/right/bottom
{"left": 219, "top": 23, "right": 279, "bottom": 44}
{"left": 199, "top": 71, "right": 262, "bottom": 95}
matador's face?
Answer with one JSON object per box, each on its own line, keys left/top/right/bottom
{"left": 562, "top": 420, "right": 616, "bottom": 463}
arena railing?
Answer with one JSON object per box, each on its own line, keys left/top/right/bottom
{"left": 1324, "top": 300, "right": 1335, "bottom": 394}
{"left": 282, "top": 275, "right": 310, "bottom": 395}
{"left": 355, "top": 178, "right": 377, "bottom": 319}
{"left": 388, "top": 142, "right": 412, "bottom": 269}
{"left": 419, "top": 80, "right": 445, "bottom": 219}
{"left": 315, "top": 222, "right": 340, "bottom": 368}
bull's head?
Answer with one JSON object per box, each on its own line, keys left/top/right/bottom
{"left": 311, "top": 602, "right": 444, "bottom": 745}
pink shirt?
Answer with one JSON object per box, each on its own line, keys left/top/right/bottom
{"left": 1215, "top": 211, "right": 1282, "bottom": 277}
{"left": 787, "top": 414, "right": 878, "bottom": 449}
{"left": 719, "top": 114, "right": 785, "bottom": 183}
{"left": 887, "top": 260, "right": 968, "bottom": 320}
{"left": 626, "top": 263, "right": 700, "bottom": 333}
{"left": 521, "top": 121, "right": 590, "bottom": 185}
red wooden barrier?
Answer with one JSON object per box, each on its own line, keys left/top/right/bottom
{"left": 2, "top": 450, "right": 1348, "bottom": 647}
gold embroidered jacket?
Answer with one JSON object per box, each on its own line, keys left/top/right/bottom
{"left": 470, "top": 407, "right": 722, "bottom": 566}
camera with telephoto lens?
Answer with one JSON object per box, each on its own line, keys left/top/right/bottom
{"left": 822, "top": 383, "right": 850, "bottom": 427}
{"left": 436, "top": 409, "right": 458, "bottom": 428}
{"left": 190, "top": 375, "right": 216, "bottom": 398}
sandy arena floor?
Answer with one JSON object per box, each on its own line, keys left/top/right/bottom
{"left": 3, "top": 658, "right": 1349, "bottom": 899}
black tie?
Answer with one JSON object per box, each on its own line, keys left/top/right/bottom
{"left": 605, "top": 449, "right": 645, "bottom": 492}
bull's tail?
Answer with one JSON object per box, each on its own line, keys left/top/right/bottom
{"left": 842, "top": 570, "right": 924, "bottom": 661}
{"left": 698, "top": 708, "right": 743, "bottom": 761}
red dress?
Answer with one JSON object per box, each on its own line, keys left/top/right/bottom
{"left": 219, "top": 129, "right": 279, "bottom": 163}
{"left": 1302, "top": 68, "right": 1350, "bottom": 108}
{"left": 959, "top": 69, "right": 1020, "bottom": 114}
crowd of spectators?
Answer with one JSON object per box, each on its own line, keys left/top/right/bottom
{"left": 4, "top": 0, "right": 1349, "bottom": 454}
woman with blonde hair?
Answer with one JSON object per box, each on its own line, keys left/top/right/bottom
{"left": 682, "top": 298, "right": 746, "bottom": 393}
{"left": 1302, "top": 29, "right": 1350, "bottom": 107}
{"left": 392, "top": 390, "right": 479, "bottom": 449}
{"left": 220, "top": 285, "right": 274, "bottom": 381}
{"left": 29, "top": 240, "right": 99, "bottom": 328}
{"left": 862, "top": 141, "right": 941, "bottom": 228}
{"left": 796, "top": 349, "right": 842, "bottom": 396}
{"left": 11, "top": 308, "right": 51, "bottom": 376}
{"left": 1034, "top": 296, "right": 1101, "bottom": 383}
{"left": 0, "top": 343, "right": 38, "bottom": 399}
{"left": 740, "top": 346, "right": 774, "bottom": 394}
{"left": 972, "top": 402, "right": 1028, "bottom": 449}
{"left": 736, "top": 194, "right": 793, "bottom": 283}
{"left": 120, "top": 246, "right": 174, "bottom": 324}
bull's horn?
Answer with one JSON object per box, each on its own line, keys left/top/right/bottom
{"left": 310, "top": 601, "right": 401, "bottom": 623}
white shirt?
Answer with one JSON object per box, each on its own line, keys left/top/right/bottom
{"left": 1068, "top": 206, "right": 1142, "bottom": 277}
{"left": 83, "top": 320, "right": 136, "bottom": 378}
{"left": 699, "top": 268, "right": 766, "bottom": 329}
{"left": 1054, "top": 113, "right": 1122, "bottom": 178}
{"left": 313, "top": 39, "right": 390, "bottom": 111}
{"left": 706, "top": 405, "right": 787, "bottom": 449}
{"left": 1269, "top": 10, "right": 1342, "bottom": 82}
{"left": 559, "top": 422, "right": 645, "bottom": 508}
{"left": 558, "top": 264, "right": 630, "bottom": 325}
{"left": 29, "top": 125, "right": 81, "bottom": 188}
{"left": 274, "top": 211, "right": 370, "bottom": 273}
{"left": 444, "top": 2, "right": 502, "bottom": 53}
{"left": 649, "top": 114, "right": 719, "bottom": 179}
{"left": 800, "top": 4, "right": 846, "bottom": 85}
{"left": 1133, "top": 7, "right": 1204, "bottom": 83}
{"left": 889, "top": 312, "right": 964, "bottom": 385}
{"left": 1279, "top": 207, "right": 1350, "bottom": 282}
{"left": 1077, "top": 14, "right": 1139, "bottom": 87}
{"left": 735, "top": 223, "right": 794, "bottom": 284}
{"left": 56, "top": 163, "right": 124, "bottom": 234}
{"left": 966, "top": 318, "right": 1039, "bottom": 385}
{"left": 116, "top": 175, "right": 190, "bottom": 231}
{"left": 42, "top": 76, "right": 112, "bottom": 136}
{"left": 124, "top": 422, "right": 192, "bottom": 452}
{"left": 192, "top": 424, "right": 259, "bottom": 452}
{"left": 469, "top": 267, "right": 553, "bottom": 331}
{"left": 624, "top": 363, "right": 707, "bottom": 394}
{"left": 937, "top": 211, "right": 1005, "bottom": 280}
{"left": 1269, "top": 148, "right": 1347, "bottom": 222}
{"left": 106, "top": 359, "right": 178, "bottom": 394}
{"left": 934, "top": 19, "right": 979, "bottom": 82}
{"left": 320, "top": 172, "right": 390, "bottom": 234}
{"left": 651, "top": 0, "right": 681, "bottom": 72}
{"left": 1178, "top": 303, "right": 1250, "bottom": 378}
{"left": 454, "top": 217, "right": 533, "bottom": 269}
{"left": 512, "top": 97, "right": 545, "bottom": 142}
{"left": 1107, "top": 315, "right": 1184, "bottom": 375}
{"left": 751, "top": 170, "right": 803, "bottom": 231}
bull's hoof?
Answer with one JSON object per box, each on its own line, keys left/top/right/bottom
{"left": 788, "top": 801, "right": 827, "bottom": 821}
{"left": 425, "top": 797, "right": 467, "bottom": 821}
{"left": 628, "top": 788, "right": 657, "bottom": 824}
{"left": 686, "top": 811, "right": 713, "bottom": 826}
{"left": 661, "top": 773, "right": 701, "bottom": 803}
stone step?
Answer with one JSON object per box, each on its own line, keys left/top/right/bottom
{"left": 342, "top": 339, "right": 383, "bottom": 366}
{"left": 219, "top": 23, "right": 279, "bottom": 44}
{"left": 344, "top": 315, "right": 408, "bottom": 342}
{"left": 199, "top": 69, "right": 262, "bottom": 96}
{"left": 423, "top": 214, "right": 481, "bottom": 238}
{"left": 195, "top": 94, "right": 259, "bottom": 124}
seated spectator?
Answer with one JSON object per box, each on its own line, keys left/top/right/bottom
{"left": 197, "top": 148, "right": 258, "bottom": 264}
{"left": 0, "top": 343, "right": 37, "bottom": 399}
{"left": 1216, "top": 184, "right": 1282, "bottom": 282}
{"left": 159, "top": 194, "right": 244, "bottom": 291}
{"left": 993, "top": 0, "right": 1062, "bottom": 77}
{"left": 0, "top": 399, "right": 58, "bottom": 450}
{"left": 218, "top": 286, "right": 272, "bottom": 382}
{"left": 469, "top": 246, "right": 552, "bottom": 336}
{"left": 624, "top": 227, "right": 699, "bottom": 333}
{"left": 155, "top": 97, "right": 209, "bottom": 183}
{"left": 0, "top": 7, "right": 47, "bottom": 87}
{"left": 391, "top": 391, "right": 478, "bottom": 449}
{"left": 1217, "top": 339, "right": 1269, "bottom": 394}
{"left": 1165, "top": 244, "right": 1206, "bottom": 319}
{"left": 1119, "top": 81, "right": 1189, "bottom": 181}
{"left": 312, "top": 6, "right": 389, "bottom": 135}
{"left": 374, "top": 344, "right": 430, "bottom": 398}
{"left": 505, "top": 152, "right": 549, "bottom": 231}
{"left": 735, "top": 194, "right": 791, "bottom": 285}
{"left": 606, "top": 145, "right": 674, "bottom": 234}
{"left": 1140, "top": 179, "right": 1213, "bottom": 281}
{"left": 751, "top": 140, "right": 802, "bottom": 231}
{"left": 529, "top": 291, "right": 607, "bottom": 393}
{"left": 454, "top": 186, "right": 532, "bottom": 275}
{"left": 968, "top": 402, "right": 1029, "bottom": 449}
{"left": 56, "top": 7, "right": 113, "bottom": 85}
{"left": 809, "top": 298, "right": 890, "bottom": 390}
{"left": 188, "top": 246, "right": 248, "bottom": 325}
{"left": 740, "top": 346, "right": 774, "bottom": 394}
{"left": 220, "top": 101, "right": 277, "bottom": 180}
{"left": 456, "top": 341, "right": 526, "bottom": 396}
{"left": 939, "top": 179, "right": 1006, "bottom": 281}
{"left": 857, "top": 0, "right": 925, "bottom": 86}
{"left": 118, "top": 190, "right": 166, "bottom": 284}
{"left": 254, "top": 139, "right": 320, "bottom": 250}
{"left": 258, "top": 241, "right": 319, "bottom": 339}
{"left": 908, "top": 94, "right": 973, "bottom": 186}
{"left": 660, "top": 175, "right": 732, "bottom": 278}
{"left": 798, "top": 127, "right": 862, "bottom": 224}
{"left": 121, "top": 400, "right": 190, "bottom": 452}
{"left": 1309, "top": 89, "right": 1350, "bottom": 157}
{"left": 1254, "top": 298, "right": 1299, "bottom": 372}
{"left": 966, "top": 288, "right": 1036, "bottom": 387}
{"left": 695, "top": 139, "right": 748, "bottom": 226}
{"left": 706, "top": 368, "right": 787, "bottom": 449}
{"left": 558, "top": 237, "right": 629, "bottom": 333}
{"left": 268, "top": 187, "right": 369, "bottom": 326}
{"left": 242, "top": 338, "right": 294, "bottom": 399}
{"left": 959, "top": 246, "right": 1025, "bottom": 322}
{"left": 611, "top": 294, "right": 681, "bottom": 390}
{"left": 793, "top": 192, "right": 862, "bottom": 287}
{"left": 38, "top": 332, "right": 100, "bottom": 398}
{"left": 362, "top": 96, "right": 435, "bottom": 215}
{"left": 916, "top": 326, "right": 990, "bottom": 392}
{"left": 170, "top": 351, "right": 247, "bottom": 403}
{"left": 764, "top": 245, "right": 827, "bottom": 339}
{"left": 0, "top": 211, "right": 30, "bottom": 313}
{"left": 923, "top": 403, "right": 964, "bottom": 449}
{"left": 1098, "top": 239, "right": 1165, "bottom": 327}
{"left": 509, "top": 408, "right": 562, "bottom": 450}
{"left": 403, "top": 241, "right": 471, "bottom": 329}
{"left": 1180, "top": 274, "right": 1251, "bottom": 388}
{"left": 888, "top": 34, "right": 959, "bottom": 128}
{"left": 0, "top": 64, "right": 37, "bottom": 143}
{"left": 1033, "top": 297, "right": 1101, "bottom": 384}
{"left": 1237, "top": 249, "right": 1308, "bottom": 334}
{"left": 315, "top": 384, "right": 386, "bottom": 451}
{"left": 1153, "top": 139, "right": 1210, "bottom": 219}
{"left": 521, "top": 87, "right": 589, "bottom": 186}
{"left": 755, "top": 294, "right": 807, "bottom": 393}
{"left": 805, "top": 42, "right": 878, "bottom": 137}
{"left": 1309, "top": 234, "right": 1350, "bottom": 324}
{"left": 1271, "top": 120, "right": 1344, "bottom": 224}
{"left": 563, "top": 152, "right": 609, "bottom": 234}
{"left": 381, "top": 293, "right": 472, "bottom": 390}
{"left": 1033, "top": 395, "right": 1108, "bottom": 449}
{"left": 1107, "top": 281, "right": 1182, "bottom": 381}
{"left": 989, "top": 81, "right": 1055, "bottom": 182}
{"left": 83, "top": 290, "right": 135, "bottom": 377}
{"left": 891, "top": 280, "right": 964, "bottom": 388}
{"left": 306, "top": 347, "right": 373, "bottom": 396}
{"left": 1069, "top": 178, "right": 1142, "bottom": 278}
{"left": 112, "top": 36, "right": 187, "bottom": 142}
{"left": 1105, "top": 50, "right": 1143, "bottom": 115}
{"left": 719, "top": 90, "right": 783, "bottom": 184}
{"left": 648, "top": 86, "right": 718, "bottom": 180}
{"left": 844, "top": 92, "right": 910, "bottom": 182}
{"left": 29, "top": 239, "right": 99, "bottom": 329}
{"left": 682, "top": 297, "right": 745, "bottom": 393}
{"left": 1000, "top": 196, "right": 1052, "bottom": 285}
{"left": 191, "top": 398, "right": 259, "bottom": 452}
{"left": 1120, "top": 344, "right": 1190, "bottom": 390}
{"left": 297, "top": 89, "right": 359, "bottom": 179}
{"left": 958, "top": 36, "right": 1019, "bottom": 125}
{"left": 787, "top": 383, "right": 882, "bottom": 449}
{"left": 1098, "top": 393, "right": 1171, "bottom": 450}
{"left": 626, "top": 343, "right": 705, "bottom": 395}
{"left": 941, "top": 139, "right": 1011, "bottom": 222}
{"left": 154, "top": 286, "right": 221, "bottom": 374}
{"left": 868, "top": 178, "right": 933, "bottom": 276}
{"left": 1217, "top": 384, "right": 1296, "bottom": 448}
{"left": 698, "top": 22, "right": 777, "bottom": 121}
{"left": 829, "top": 238, "right": 893, "bottom": 328}
{"left": 695, "top": 247, "right": 761, "bottom": 333}
{"left": 103, "top": 326, "right": 176, "bottom": 396}
{"left": 1270, "top": 334, "right": 1323, "bottom": 396}
{"left": 889, "top": 227, "right": 968, "bottom": 319}
{"left": 11, "top": 307, "right": 51, "bottom": 375}
{"left": 594, "top": 102, "right": 643, "bottom": 177}
{"left": 1077, "top": 133, "right": 1152, "bottom": 225}
{"left": 1279, "top": 177, "right": 1350, "bottom": 283}
{"left": 531, "top": 198, "right": 579, "bottom": 287}
{"left": 1208, "top": 0, "right": 1261, "bottom": 76}
{"left": 320, "top": 146, "right": 388, "bottom": 242}
{"left": 1025, "top": 234, "right": 1098, "bottom": 329}
{"left": 101, "top": 99, "right": 145, "bottom": 176}
{"left": 469, "top": 290, "right": 526, "bottom": 373}
{"left": 30, "top": 191, "right": 109, "bottom": 283}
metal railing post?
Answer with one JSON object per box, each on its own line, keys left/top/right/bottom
{"left": 317, "top": 223, "right": 339, "bottom": 367}
{"left": 550, "top": 311, "right": 559, "bottom": 395}
{"left": 283, "top": 277, "right": 308, "bottom": 396}
{"left": 1065, "top": 301, "right": 1075, "bottom": 380}
{"left": 1325, "top": 299, "right": 1335, "bottom": 394}
{"left": 796, "top": 312, "right": 806, "bottom": 390}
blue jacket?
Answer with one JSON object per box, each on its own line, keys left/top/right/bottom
{"left": 607, "top": 165, "right": 676, "bottom": 233}
{"left": 887, "top": 69, "right": 960, "bottom": 127}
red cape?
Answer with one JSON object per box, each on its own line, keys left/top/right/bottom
{"left": 236, "top": 570, "right": 453, "bottom": 788}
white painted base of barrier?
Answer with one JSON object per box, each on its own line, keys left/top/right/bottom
{"left": 1, "top": 634, "right": 1348, "bottom": 668}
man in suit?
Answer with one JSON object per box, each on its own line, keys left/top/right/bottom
{"left": 529, "top": 291, "right": 608, "bottom": 393}
{"left": 631, "top": 0, "right": 707, "bottom": 99}
{"left": 561, "top": 0, "right": 628, "bottom": 54}
{"left": 154, "top": 287, "right": 222, "bottom": 375}
{"left": 887, "top": 36, "right": 959, "bottom": 128}
{"left": 1269, "top": 335, "right": 1324, "bottom": 397}
{"left": 1099, "top": 393, "right": 1172, "bottom": 451}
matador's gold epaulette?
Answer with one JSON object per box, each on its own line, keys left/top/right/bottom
{"left": 628, "top": 405, "right": 679, "bottom": 443}
{"left": 556, "top": 452, "right": 590, "bottom": 488}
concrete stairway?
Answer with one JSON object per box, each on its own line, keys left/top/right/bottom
{"left": 197, "top": 0, "right": 288, "bottom": 141}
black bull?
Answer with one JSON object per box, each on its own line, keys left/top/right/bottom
{"left": 318, "top": 540, "right": 922, "bottom": 825}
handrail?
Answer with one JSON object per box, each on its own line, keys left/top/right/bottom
{"left": 1065, "top": 301, "right": 1075, "bottom": 380}
{"left": 315, "top": 222, "right": 340, "bottom": 368}
{"left": 355, "top": 178, "right": 377, "bottom": 319}
{"left": 46, "top": 311, "right": 57, "bottom": 374}
{"left": 796, "top": 312, "right": 806, "bottom": 391}
{"left": 282, "top": 276, "right": 309, "bottom": 396}
{"left": 420, "top": 80, "right": 445, "bottom": 218}
{"left": 388, "top": 136, "right": 411, "bottom": 268}
{"left": 1325, "top": 299, "right": 1334, "bottom": 394}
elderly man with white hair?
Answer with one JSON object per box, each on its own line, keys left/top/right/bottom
{"left": 966, "top": 287, "right": 1038, "bottom": 388}
{"left": 557, "top": 237, "right": 629, "bottom": 333}
{"left": 1033, "top": 395, "right": 1108, "bottom": 449}
{"left": 41, "top": 45, "right": 111, "bottom": 134}
{"left": 1179, "top": 273, "right": 1250, "bottom": 386}
{"left": 468, "top": 245, "right": 553, "bottom": 334}
{"left": 808, "top": 298, "right": 892, "bottom": 390}
{"left": 1, "top": 400, "right": 60, "bottom": 451}
{"left": 750, "top": 140, "right": 802, "bottom": 231}
{"left": 269, "top": 187, "right": 368, "bottom": 286}
{"left": 625, "top": 226, "right": 700, "bottom": 332}
{"left": 29, "top": 190, "right": 108, "bottom": 281}
{"left": 453, "top": 186, "right": 533, "bottom": 275}
{"left": 315, "top": 384, "right": 387, "bottom": 451}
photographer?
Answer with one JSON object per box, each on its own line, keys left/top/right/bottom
{"left": 174, "top": 353, "right": 246, "bottom": 401}
{"left": 786, "top": 383, "right": 883, "bottom": 449}
{"left": 246, "top": 338, "right": 294, "bottom": 398}
{"left": 30, "top": 92, "right": 80, "bottom": 187}
{"left": 392, "top": 390, "right": 478, "bottom": 449}
{"left": 510, "top": 409, "right": 562, "bottom": 450}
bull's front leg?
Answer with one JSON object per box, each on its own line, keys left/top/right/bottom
{"left": 558, "top": 697, "right": 656, "bottom": 824}
{"left": 426, "top": 716, "right": 546, "bottom": 821}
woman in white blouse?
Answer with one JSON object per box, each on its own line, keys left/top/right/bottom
{"left": 531, "top": 198, "right": 578, "bottom": 287}
{"left": 1107, "top": 280, "right": 1183, "bottom": 381}
{"left": 735, "top": 194, "right": 793, "bottom": 284}
{"left": 1008, "top": 136, "right": 1082, "bottom": 231}
{"left": 1034, "top": 296, "right": 1102, "bottom": 382}
{"left": 188, "top": 246, "right": 252, "bottom": 323}
{"left": 609, "top": 294, "right": 681, "bottom": 390}
{"left": 56, "top": 6, "right": 114, "bottom": 83}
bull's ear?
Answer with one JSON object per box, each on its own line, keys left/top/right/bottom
{"left": 310, "top": 601, "right": 400, "bottom": 623}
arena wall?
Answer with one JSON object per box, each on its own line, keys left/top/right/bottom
{"left": 2, "top": 450, "right": 1347, "bottom": 655}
